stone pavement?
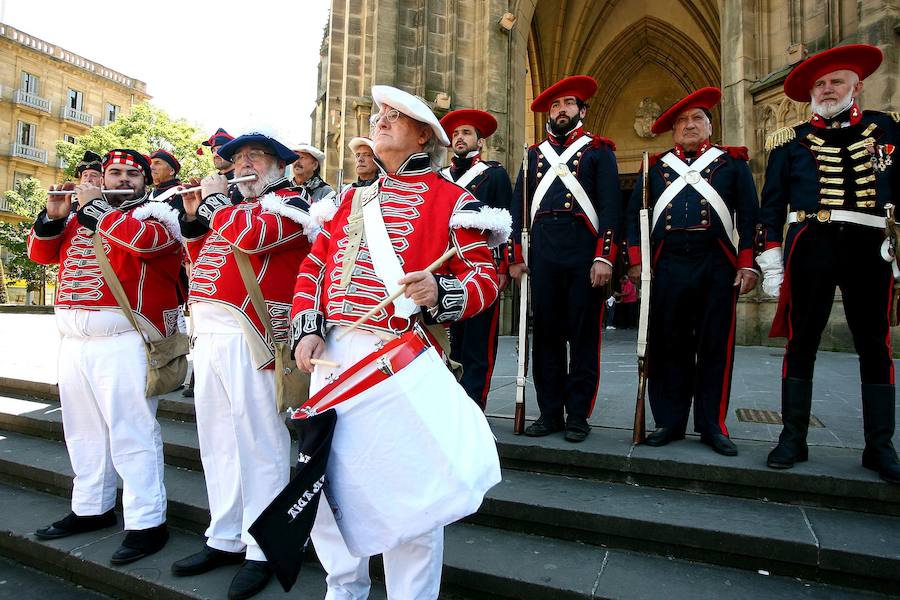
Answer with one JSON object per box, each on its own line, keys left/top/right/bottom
{"left": 0, "top": 313, "right": 896, "bottom": 451}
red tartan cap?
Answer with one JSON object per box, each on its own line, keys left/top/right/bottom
{"left": 102, "top": 149, "right": 152, "bottom": 183}
{"left": 784, "top": 44, "right": 883, "bottom": 101}
{"left": 530, "top": 75, "right": 597, "bottom": 113}
{"left": 440, "top": 109, "right": 498, "bottom": 139}
{"left": 651, "top": 87, "right": 722, "bottom": 135}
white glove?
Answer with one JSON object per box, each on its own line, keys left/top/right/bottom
{"left": 756, "top": 247, "right": 784, "bottom": 298}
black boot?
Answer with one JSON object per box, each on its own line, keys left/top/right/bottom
{"left": 110, "top": 522, "right": 169, "bottom": 565}
{"left": 767, "top": 378, "right": 812, "bottom": 469}
{"left": 861, "top": 383, "right": 900, "bottom": 484}
{"left": 228, "top": 560, "right": 273, "bottom": 600}
{"left": 35, "top": 509, "right": 117, "bottom": 540}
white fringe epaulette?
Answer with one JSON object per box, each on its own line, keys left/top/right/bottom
{"left": 764, "top": 121, "right": 804, "bottom": 152}
{"left": 259, "top": 193, "right": 316, "bottom": 241}
{"left": 450, "top": 206, "right": 513, "bottom": 249}
{"left": 305, "top": 195, "right": 339, "bottom": 243}
{"left": 131, "top": 202, "right": 184, "bottom": 242}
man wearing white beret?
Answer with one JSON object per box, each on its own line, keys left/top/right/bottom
{"left": 291, "top": 143, "right": 336, "bottom": 204}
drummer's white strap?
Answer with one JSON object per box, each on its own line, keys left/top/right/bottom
{"left": 361, "top": 188, "right": 420, "bottom": 318}
{"left": 651, "top": 149, "right": 737, "bottom": 250}
{"left": 439, "top": 161, "right": 489, "bottom": 190}
{"left": 531, "top": 137, "right": 596, "bottom": 230}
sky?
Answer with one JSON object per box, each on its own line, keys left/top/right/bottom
{"left": 1, "top": 0, "right": 331, "bottom": 145}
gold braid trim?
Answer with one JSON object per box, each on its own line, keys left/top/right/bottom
{"left": 765, "top": 121, "right": 804, "bottom": 151}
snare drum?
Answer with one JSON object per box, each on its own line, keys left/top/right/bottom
{"left": 293, "top": 328, "right": 501, "bottom": 558}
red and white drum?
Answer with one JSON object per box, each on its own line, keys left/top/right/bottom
{"left": 293, "top": 327, "right": 501, "bottom": 558}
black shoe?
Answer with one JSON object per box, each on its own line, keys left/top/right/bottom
{"left": 564, "top": 416, "right": 591, "bottom": 443}
{"left": 701, "top": 433, "right": 738, "bottom": 457}
{"left": 768, "top": 378, "right": 813, "bottom": 469}
{"left": 182, "top": 386, "right": 194, "bottom": 398}
{"left": 172, "top": 545, "right": 246, "bottom": 576}
{"left": 861, "top": 383, "right": 900, "bottom": 484}
{"left": 228, "top": 560, "right": 272, "bottom": 600}
{"left": 644, "top": 427, "right": 685, "bottom": 447}
{"left": 110, "top": 523, "right": 169, "bottom": 565}
{"left": 524, "top": 415, "right": 565, "bottom": 437}
{"left": 35, "top": 510, "right": 117, "bottom": 540}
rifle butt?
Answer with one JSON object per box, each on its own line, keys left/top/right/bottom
{"left": 632, "top": 368, "right": 647, "bottom": 444}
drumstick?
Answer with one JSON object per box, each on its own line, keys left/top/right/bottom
{"left": 178, "top": 174, "right": 257, "bottom": 194}
{"left": 337, "top": 247, "right": 459, "bottom": 340}
{"left": 48, "top": 189, "right": 134, "bottom": 195}
{"left": 310, "top": 358, "right": 341, "bottom": 368}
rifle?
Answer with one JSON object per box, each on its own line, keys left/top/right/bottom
{"left": 513, "top": 144, "right": 530, "bottom": 435}
{"left": 633, "top": 152, "right": 651, "bottom": 444}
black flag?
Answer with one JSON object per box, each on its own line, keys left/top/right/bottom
{"left": 249, "top": 408, "right": 337, "bottom": 592}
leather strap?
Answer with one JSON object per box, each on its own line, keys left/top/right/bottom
{"left": 233, "top": 249, "right": 276, "bottom": 343}
{"left": 340, "top": 183, "right": 377, "bottom": 288}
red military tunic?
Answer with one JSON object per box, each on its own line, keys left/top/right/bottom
{"left": 27, "top": 196, "right": 184, "bottom": 339}
{"left": 290, "top": 152, "right": 511, "bottom": 343}
{"left": 182, "top": 177, "right": 313, "bottom": 368}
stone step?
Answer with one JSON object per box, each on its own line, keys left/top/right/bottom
{"left": 0, "top": 555, "right": 111, "bottom": 599}
{"left": 0, "top": 482, "right": 887, "bottom": 600}
{"left": 0, "top": 428, "right": 898, "bottom": 595}
{"left": 2, "top": 389, "right": 896, "bottom": 519}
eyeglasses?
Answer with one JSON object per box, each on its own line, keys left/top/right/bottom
{"left": 369, "top": 108, "right": 403, "bottom": 134}
{"left": 231, "top": 149, "right": 276, "bottom": 164}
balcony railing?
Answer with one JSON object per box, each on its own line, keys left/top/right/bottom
{"left": 0, "top": 196, "right": 10, "bottom": 212}
{"left": 57, "top": 156, "right": 67, "bottom": 169}
{"left": 11, "top": 143, "right": 48, "bottom": 164}
{"left": 60, "top": 106, "right": 93, "bottom": 126}
{"left": 14, "top": 89, "right": 51, "bottom": 113}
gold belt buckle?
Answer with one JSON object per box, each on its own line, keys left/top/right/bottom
{"left": 816, "top": 209, "right": 831, "bottom": 223}
{"left": 554, "top": 163, "right": 570, "bottom": 177}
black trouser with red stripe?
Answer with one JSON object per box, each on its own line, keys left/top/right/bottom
{"left": 647, "top": 231, "right": 738, "bottom": 436}
{"left": 530, "top": 214, "right": 604, "bottom": 421}
{"left": 451, "top": 300, "right": 500, "bottom": 410}
{"left": 783, "top": 223, "right": 894, "bottom": 384}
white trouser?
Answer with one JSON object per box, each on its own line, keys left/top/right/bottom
{"left": 55, "top": 308, "right": 166, "bottom": 531}
{"left": 192, "top": 329, "right": 290, "bottom": 562}
{"left": 310, "top": 327, "right": 445, "bottom": 600}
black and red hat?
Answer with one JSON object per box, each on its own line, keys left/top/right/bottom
{"left": 651, "top": 87, "right": 722, "bottom": 135}
{"left": 102, "top": 149, "right": 153, "bottom": 183}
{"left": 75, "top": 150, "right": 103, "bottom": 177}
{"left": 784, "top": 43, "right": 883, "bottom": 101}
{"left": 150, "top": 149, "right": 181, "bottom": 175}
{"left": 202, "top": 127, "right": 234, "bottom": 149}
{"left": 530, "top": 75, "right": 598, "bottom": 113}
{"left": 440, "top": 109, "right": 498, "bottom": 139}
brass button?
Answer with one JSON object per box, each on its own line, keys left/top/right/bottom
{"left": 537, "top": 172, "right": 542, "bottom": 178}
{"left": 538, "top": 154, "right": 544, "bottom": 159}
{"left": 663, "top": 173, "right": 670, "bottom": 178}
{"left": 665, "top": 225, "right": 672, "bottom": 230}
{"left": 566, "top": 193, "right": 572, "bottom": 198}
{"left": 700, "top": 199, "right": 707, "bottom": 205}
{"left": 538, "top": 162, "right": 543, "bottom": 167}
{"left": 470, "top": 185, "right": 476, "bottom": 190}
{"left": 701, "top": 210, "right": 707, "bottom": 216}
{"left": 665, "top": 181, "right": 672, "bottom": 187}
{"left": 701, "top": 219, "right": 708, "bottom": 225}
{"left": 564, "top": 202, "right": 572, "bottom": 208}
{"left": 576, "top": 151, "right": 583, "bottom": 157}
{"left": 704, "top": 168, "right": 710, "bottom": 173}
{"left": 666, "top": 214, "right": 671, "bottom": 220}
{"left": 666, "top": 203, "right": 672, "bottom": 209}
{"left": 573, "top": 160, "right": 579, "bottom": 166}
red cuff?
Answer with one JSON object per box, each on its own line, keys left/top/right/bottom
{"left": 627, "top": 245, "right": 642, "bottom": 267}
{"left": 737, "top": 248, "right": 754, "bottom": 270}
{"left": 594, "top": 229, "right": 617, "bottom": 262}
{"left": 510, "top": 241, "right": 524, "bottom": 264}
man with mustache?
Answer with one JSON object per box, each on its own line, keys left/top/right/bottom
{"left": 28, "top": 149, "right": 184, "bottom": 565}
{"left": 509, "top": 75, "right": 622, "bottom": 442}
{"left": 200, "top": 127, "right": 243, "bottom": 202}
{"left": 758, "top": 44, "right": 900, "bottom": 483}
{"left": 292, "top": 85, "right": 509, "bottom": 600}
{"left": 291, "top": 143, "right": 336, "bottom": 204}
{"left": 171, "top": 132, "right": 314, "bottom": 599}
{"left": 346, "top": 136, "right": 379, "bottom": 189}
{"left": 438, "top": 109, "right": 512, "bottom": 409}
{"left": 624, "top": 87, "right": 759, "bottom": 456}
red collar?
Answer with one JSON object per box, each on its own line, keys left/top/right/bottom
{"left": 810, "top": 101, "right": 863, "bottom": 129}
{"left": 672, "top": 140, "right": 713, "bottom": 160}
{"left": 549, "top": 126, "right": 586, "bottom": 147}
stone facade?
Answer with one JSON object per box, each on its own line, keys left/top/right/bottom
{"left": 314, "top": 0, "right": 899, "bottom": 345}
{"left": 0, "top": 22, "right": 149, "bottom": 218}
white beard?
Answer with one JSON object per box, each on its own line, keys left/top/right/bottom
{"left": 238, "top": 163, "right": 283, "bottom": 198}
{"left": 811, "top": 92, "right": 854, "bottom": 120}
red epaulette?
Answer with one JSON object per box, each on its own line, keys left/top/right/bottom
{"left": 589, "top": 134, "right": 616, "bottom": 151}
{"left": 719, "top": 145, "right": 750, "bottom": 160}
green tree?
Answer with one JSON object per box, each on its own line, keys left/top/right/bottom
{"left": 55, "top": 102, "right": 214, "bottom": 182}
{"left": 0, "top": 177, "right": 55, "bottom": 303}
